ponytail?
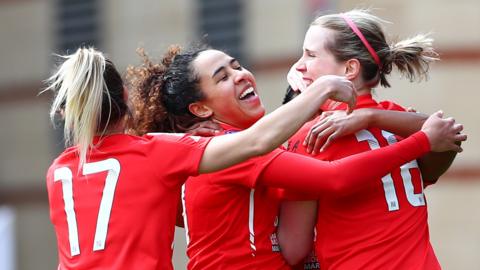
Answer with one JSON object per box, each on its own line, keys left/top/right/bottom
{"left": 44, "top": 47, "right": 127, "bottom": 168}
{"left": 383, "top": 34, "right": 439, "bottom": 86}
{"left": 313, "top": 9, "right": 439, "bottom": 88}
{"left": 126, "top": 46, "right": 176, "bottom": 135}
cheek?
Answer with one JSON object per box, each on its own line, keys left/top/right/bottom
{"left": 307, "top": 60, "right": 323, "bottom": 76}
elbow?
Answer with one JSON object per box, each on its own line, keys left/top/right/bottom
{"left": 328, "top": 174, "right": 350, "bottom": 196}
{"left": 333, "top": 182, "right": 350, "bottom": 196}
{"left": 279, "top": 234, "right": 312, "bottom": 266}
{"left": 251, "top": 136, "right": 276, "bottom": 156}
{"left": 283, "top": 254, "right": 303, "bottom": 266}
{"left": 280, "top": 243, "right": 310, "bottom": 266}
{"left": 327, "top": 167, "right": 359, "bottom": 196}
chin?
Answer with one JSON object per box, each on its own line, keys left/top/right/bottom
{"left": 254, "top": 109, "right": 266, "bottom": 119}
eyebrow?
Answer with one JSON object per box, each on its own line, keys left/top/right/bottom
{"left": 212, "top": 58, "right": 238, "bottom": 78}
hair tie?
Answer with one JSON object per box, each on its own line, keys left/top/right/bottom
{"left": 340, "top": 14, "right": 382, "bottom": 69}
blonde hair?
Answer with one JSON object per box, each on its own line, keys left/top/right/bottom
{"left": 44, "top": 47, "right": 126, "bottom": 167}
{"left": 312, "top": 9, "right": 439, "bottom": 87}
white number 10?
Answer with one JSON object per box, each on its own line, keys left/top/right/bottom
{"left": 356, "top": 130, "right": 425, "bottom": 212}
{"left": 54, "top": 158, "right": 121, "bottom": 256}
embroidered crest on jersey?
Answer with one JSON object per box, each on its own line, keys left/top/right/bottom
{"left": 270, "top": 216, "right": 281, "bottom": 252}
{"left": 224, "top": 129, "right": 238, "bottom": 134}
{"left": 287, "top": 140, "right": 300, "bottom": 153}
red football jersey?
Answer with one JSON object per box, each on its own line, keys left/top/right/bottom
{"left": 183, "top": 124, "right": 291, "bottom": 270}
{"left": 46, "top": 133, "right": 210, "bottom": 270}
{"left": 287, "top": 94, "right": 440, "bottom": 270}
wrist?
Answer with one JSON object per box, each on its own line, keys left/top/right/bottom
{"left": 316, "top": 90, "right": 331, "bottom": 107}
{"left": 355, "top": 108, "right": 375, "bottom": 129}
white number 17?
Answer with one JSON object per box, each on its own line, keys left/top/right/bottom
{"left": 54, "top": 158, "right": 120, "bottom": 256}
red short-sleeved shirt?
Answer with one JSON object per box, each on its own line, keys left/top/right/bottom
{"left": 287, "top": 94, "right": 440, "bottom": 270}
{"left": 46, "top": 133, "right": 210, "bottom": 270}
{"left": 183, "top": 124, "right": 291, "bottom": 270}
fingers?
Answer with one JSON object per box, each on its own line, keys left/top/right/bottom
{"left": 346, "top": 91, "right": 357, "bottom": 115}
{"left": 304, "top": 119, "right": 332, "bottom": 148}
{"left": 186, "top": 121, "right": 222, "bottom": 136}
{"left": 305, "top": 127, "right": 319, "bottom": 153}
{"left": 288, "top": 76, "right": 299, "bottom": 91}
{"left": 310, "top": 126, "right": 335, "bottom": 154}
{"left": 449, "top": 143, "right": 463, "bottom": 153}
{"left": 189, "top": 127, "right": 218, "bottom": 136}
{"left": 454, "top": 133, "right": 467, "bottom": 142}
{"left": 453, "top": 123, "right": 463, "bottom": 133}
{"left": 434, "top": 110, "right": 444, "bottom": 118}
{"left": 320, "top": 130, "right": 340, "bottom": 152}
{"left": 405, "top": 107, "right": 417, "bottom": 113}
{"left": 287, "top": 66, "right": 305, "bottom": 92}
{"left": 346, "top": 105, "right": 354, "bottom": 115}
{"left": 303, "top": 118, "right": 327, "bottom": 146}
{"left": 202, "top": 121, "right": 223, "bottom": 131}
{"left": 318, "top": 111, "right": 334, "bottom": 121}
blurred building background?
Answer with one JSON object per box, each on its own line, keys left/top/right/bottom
{"left": 0, "top": 0, "right": 478, "bottom": 269}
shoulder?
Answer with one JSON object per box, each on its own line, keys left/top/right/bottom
{"left": 146, "top": 132, "right": 205, "bottom": 145}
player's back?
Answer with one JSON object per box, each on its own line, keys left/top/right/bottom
{"left": 47, "top": 133, "right": 207, "bottom": 270}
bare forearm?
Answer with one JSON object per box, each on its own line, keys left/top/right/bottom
{"left": 199, "top": 75, "right": 356, "bottom": 173}
{"left": 199, "top": 90, "right": 329, "bottom": 173}
{"left": 367, "top": 109, "right": 459, "bottom": 183}
{"left": 367, "top": 109, "right": 428, "bottom": 138}
{"left": 418, "top": 148, "right": 459, "bottom": 184}
{"left": 278, "top": 201, "right": 317, "bottom": 265}
{"left": 250, "top": 89, "right": 330, "bottom": 153}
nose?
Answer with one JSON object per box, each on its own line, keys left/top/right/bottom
{"left": 233, "top": 68, "right": 250, "bottom": 84}
{"left": 295, "top": 59, "right": 306, "bottom": 72}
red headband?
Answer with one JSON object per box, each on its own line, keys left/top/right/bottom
{"left": 340, "top": 14, "right": 382, "bottom": 69}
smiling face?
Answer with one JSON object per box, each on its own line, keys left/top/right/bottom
{"left": 295, "top": 25, "right": 346, "bottom": 86}
{"left": 191, "top": 50, "right": 265, "bottom": 129}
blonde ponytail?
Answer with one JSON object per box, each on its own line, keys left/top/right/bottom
{"left": 45, "top": 47, "right": 108, "bottom": 168}
{"left": 387, "top": 34, "right": 439, "bottom": 83}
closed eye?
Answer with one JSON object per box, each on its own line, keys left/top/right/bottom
{"left": 305, "top": 49, "right": 316, "bottom": 58}
{"left": 231, "top": 59, "right": 243, "bottom": 70}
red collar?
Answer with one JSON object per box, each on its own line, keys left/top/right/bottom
{"left": 324, "top": 93, "right": 380, "bottom": 111}
{"left": 219, "top": 123, "right": 242, "bottom": 135}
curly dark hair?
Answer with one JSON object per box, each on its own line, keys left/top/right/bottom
{"left": 126, "top": 44, "right": 209, "bottom": 135}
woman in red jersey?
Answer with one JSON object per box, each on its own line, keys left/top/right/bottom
{"left": 126, "top": 45, "right": 464, "bottom": 270}
{"left": 280, "top": 9, "right": 465, "bottom": 270}
{"left": 43, "top": 47, "right": 359, "bottom": 270}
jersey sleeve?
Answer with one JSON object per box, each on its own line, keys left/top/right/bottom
{"left": 202, "top": 148, "right": 284, "bottom": 188}
{"left": 258, "top": 131, "right": 431, "bottom": 196}
{"left": 148, "top": 133, "right": 212, "bottom": 182}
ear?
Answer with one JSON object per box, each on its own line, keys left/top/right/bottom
{"left": 344, "top": 59, "right": 361, "bottom": 81}
{"left": 188, "top": 102, "right": 213, "bottom": 118}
